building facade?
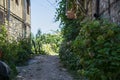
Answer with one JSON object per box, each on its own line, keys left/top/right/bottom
{"left": 76, "top": 0, "right": 120, "bottom": 24}
{"left": 89, "top": 0, "right": 120, "bottom": 24}
{"left": 0, "top": 0, "right": 31, "bottom": 40}
{"left": 66, "top": 0, "right": 120, "bottom": 25}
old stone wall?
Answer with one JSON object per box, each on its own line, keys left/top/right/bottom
{"left": 7, "top": 16, "right": 31, "bottom": 40}
{"left": 26, "top": 25, "right": 31, "bottom": 37}
{"left": 10, "top": 0, "right": 31, "bottom": 24}
{"left": 0, "top": 0, "right": 4, "bottom": 7}
{"left": 90, "top": 0, "right": 120, "bottom": 24}
{"left": 10, "top": 0, "right": 23, "bottom": 19}
{"left": 7, "top": 16, "right": 23, "bottom": 40}
{"left": 0, "top": 0, "right": 31, "bottom": 40}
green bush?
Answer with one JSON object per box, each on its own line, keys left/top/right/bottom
{"left": 56, "top": 0, "right": 120, "bottom": 79}
{"left": 59, "top": 19, "right": 120, "bottom": 80}
{"left": 0, "top": 25, "right": 18, "bottom": 79}
{"left": 59, "top": 40, "right": 82, "bottom": 70}
{"left": 0, "top": 25, "right": 32, "bottom": 79}
{"left": 16, "top": 38, "right": 32, "bottom": 65}
{"left": 73, "top": 20, "right": 120, "bottom": 80}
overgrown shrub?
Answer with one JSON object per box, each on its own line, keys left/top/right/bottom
{"left": 16, "top": 38, "right": 32, "bottom": 65}
{"left": 73, "top": 20, "right": 120, "bottom": 80}
{"left": 0, "top": 25, "right": 18, "bottom": 79}
{"left": 59, "top": 41, "right": 81, "bottom": 70}
{"left": 0, "top": 25, "right": 32, "bottom": 79}
{"left": 56, "top": 0, "right": 120, "bottom": 79}
{"left": 59, "top": 19, "right": 120, "bottom": 80}
{"left": 31, "top": 30, "right": 63, "bottom": 55}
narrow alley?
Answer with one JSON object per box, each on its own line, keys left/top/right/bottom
{"left": 16, "top": 55, "right": 73, "bottom": 80}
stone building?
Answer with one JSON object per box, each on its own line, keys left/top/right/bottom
{"left": 67, "top": 0, "right": 120, "bottom": 24}
{"left": 77, "top": 0, "right": 120, "bottom": 24}
{"left": 89, "top": 0, "right": 120, "bottom": 24}
{"left": 0, "top": 0, "right": 31, "bottom": 40}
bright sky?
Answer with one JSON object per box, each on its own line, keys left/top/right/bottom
{"left": 31, "top": 0, "right": 60, "bottom": 35}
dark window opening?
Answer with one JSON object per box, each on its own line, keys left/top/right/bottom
{"left": 16, "top": 0, "right": 19, "bottom": 5}
{"left": 26, "top": 0, "right": 30, "bottom": 15}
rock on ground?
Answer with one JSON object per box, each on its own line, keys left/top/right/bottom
{"left": 16, "top": 55, "right": 73, "bottom": 80}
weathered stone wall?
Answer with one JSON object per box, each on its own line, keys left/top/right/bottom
{"left": 26, "top": 25, "right": 31, "bottom": 37}
{"left": 0, "top": 0, "right": 31, "bottom": 40}
{"left": 8, "top": 16, "right": 23, "bottom": 40}
{"left": 0, "top": 0, "right": 3, "bottom": 7}
{"left": 10, "top": 0, "right": 31, "bottom": 24}
{"left": 10, "top": 0, "right": 23, "bottom": 19}
{"left": 90, "top": 0, "right": 120, "bottom": 24}
{"left": 7, "top": 16, "right": 31, "bottom": 40}
{"left": 26, "top": 0, "right": 31, "bottom": 25}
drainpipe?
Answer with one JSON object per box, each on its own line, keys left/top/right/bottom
{"left": 6, "top": 0, "right": 10, "bottom": 40}
{"left": 7, "top": 0, "right": 10, "bottom": 22}
{"left": 22, "top": 0, "right": 27, "bottom": 38}
{"left": 24, "top": 0, "right": 26, "bottom": 22}
{"left": 29, "top": 0, "right": 31, "bottom": 38}
{"left": 3, "top": 0, "right": 5, "bottom": 24}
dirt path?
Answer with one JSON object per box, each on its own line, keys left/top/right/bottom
{"left": 16, "top": 55, "right": 73, "bottom": 80}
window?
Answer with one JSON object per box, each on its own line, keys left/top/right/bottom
{"left": 26, "top": 0, "right": 30, "bottom": 14}
{"left": 16, "top": 0, "right": 19, "bottom": 5}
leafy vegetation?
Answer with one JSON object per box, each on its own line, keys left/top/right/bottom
{"left": 73, "top": 20, "right": 120, "bottom": 80}
{"left": 56, "top": 0, "right": 120, "bottom": 80}
{"left": 0, "top": 25, "right": 32, "bottom": 79}
{"left": 31, "top": 29, "right": 44, "bottom": 54}
{"left": 31, "top": 29, "right": 62, "bottom": 55}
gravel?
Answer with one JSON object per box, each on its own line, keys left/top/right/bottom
{"left": 16, "top": 55, "right": 73, "bottom": 80}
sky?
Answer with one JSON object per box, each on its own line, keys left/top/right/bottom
{"left": 31, "top": 0, "right": 60, "bottom": 35}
